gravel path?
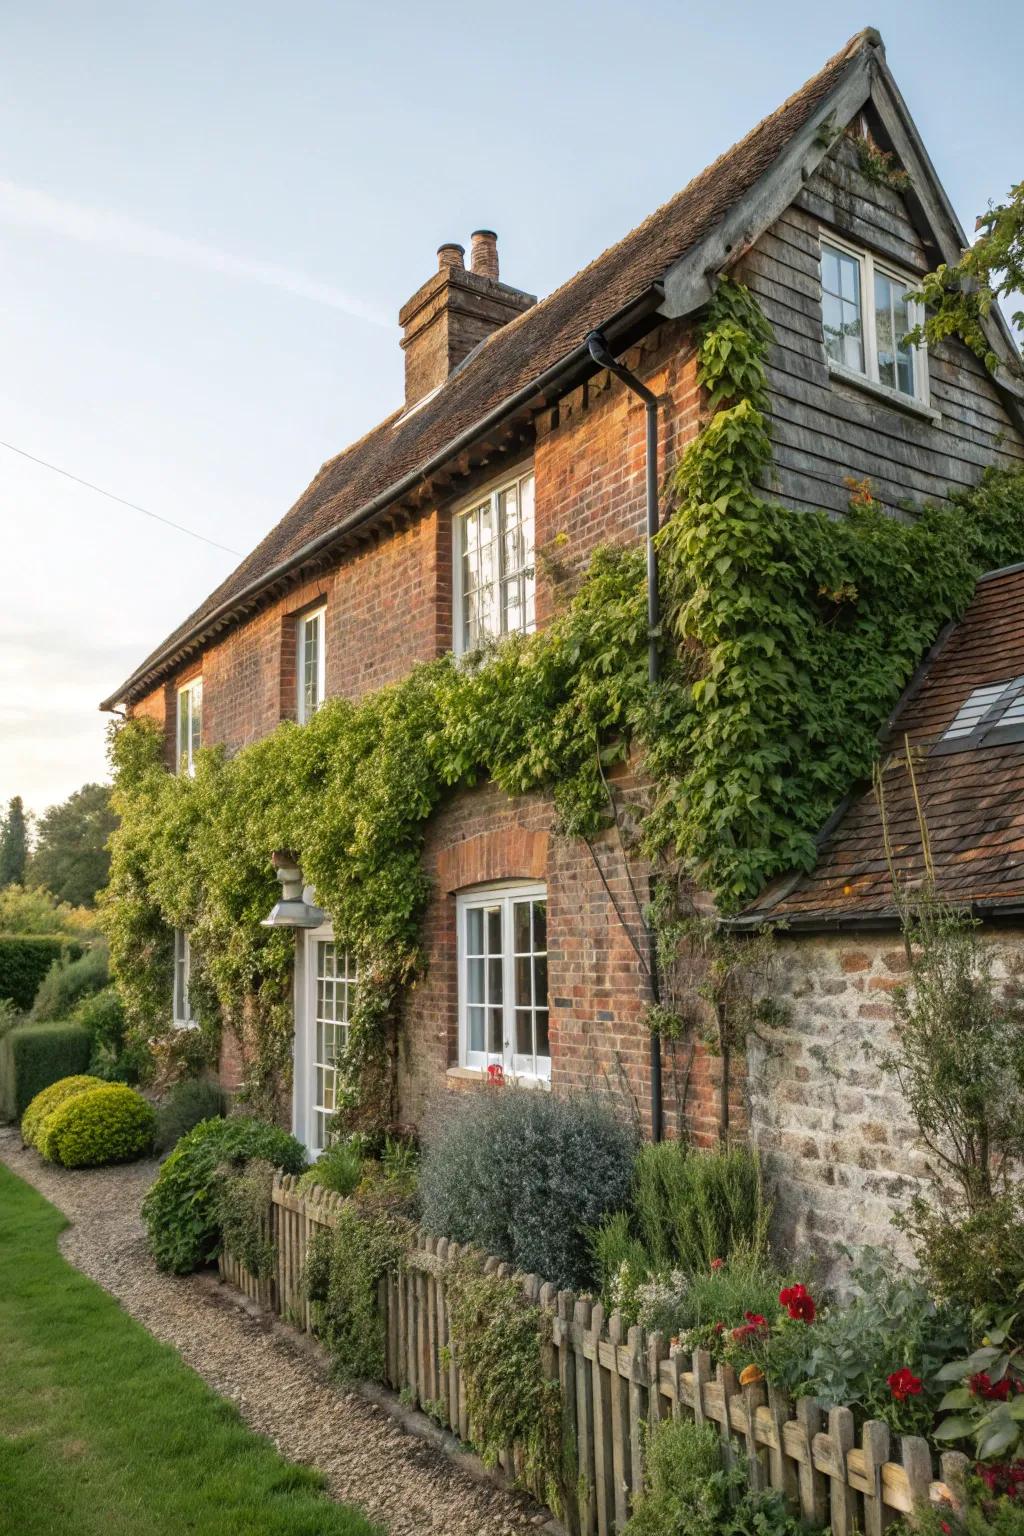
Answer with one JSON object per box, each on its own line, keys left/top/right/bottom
{"left": 0, "top": 1127, "right": 549, "bottom": 1536}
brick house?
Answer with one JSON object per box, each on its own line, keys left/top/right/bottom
{"left": 103, "top": 31, "right": 1024, "bottom": 1244}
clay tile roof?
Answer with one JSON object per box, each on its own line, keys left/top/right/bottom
{"left": 105, "top": 28, "right": 880, "bottom": 709}
{"left": 745, "top": 565, "right": 1024, "bottom": 927}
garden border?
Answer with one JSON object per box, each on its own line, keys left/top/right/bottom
{"left": 219, "top": 1172, "right": 971, "bottom": 1535}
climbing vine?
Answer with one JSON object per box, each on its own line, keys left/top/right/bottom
{"left": 103, "top": 277, "right": 1024, "bottom": 1118}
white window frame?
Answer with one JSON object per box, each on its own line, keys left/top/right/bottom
{"left": 172, "top": 929, "right": 196, "bottom": 1028}
{"left": 819, "top": 232, "right": 930, "bottom": 407}
{"left": 452, "top": 465, "right": 536, "bottom": 655}
{"left": 296, "top": 605, "right": 327, "bottom": 724}
{"left": 176, "top": 678, "right": 202, "bottom": 776}
{"left": 292, "top": 921, "right": 357, "bottom": 1155}
{"left": 456, "top": 881, "right": 550, "bottom": 1081}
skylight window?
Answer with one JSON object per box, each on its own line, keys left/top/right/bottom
{"left": 934, "top": 676, "right": 1024, "bottom": 753}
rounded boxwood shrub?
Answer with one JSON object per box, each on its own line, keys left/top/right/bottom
{"left": 420, "top": 1088, "right": 638, "bottom": 1290}
{"left": 21, "top": 1073, "right": 105, "bottom": 1149}
{"left": 38, "top": 1082, "right": 155, "bottom": 1167}
{"left": 142, "top": 1115, "right": 307, "bottom": 1274}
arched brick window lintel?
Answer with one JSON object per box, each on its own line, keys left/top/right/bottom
{"left": 436, "top": 828, "right": 549, "bottom": 895}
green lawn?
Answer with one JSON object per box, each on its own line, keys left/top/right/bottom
{"left": 0, "top": 1162, "right": 381, "bottom": 1535}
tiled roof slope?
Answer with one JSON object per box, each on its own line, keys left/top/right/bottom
{"left": 747, "top": 566, "right": 1024, "bottom": 925}
{"left": 108, "top": 29, "right": 878, "bottom": 706}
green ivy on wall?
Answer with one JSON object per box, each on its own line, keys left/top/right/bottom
{"left": 102, "top": 278, "right": 1024, "bottom": 1117}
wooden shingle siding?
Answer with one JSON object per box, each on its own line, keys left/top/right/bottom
{"left": 742, "top": 140, "right": 1024, "bottom": 519}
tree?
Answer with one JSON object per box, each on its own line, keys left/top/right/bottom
{"left": 0, "top": 796, "right": 28, "bottom": 886}
{"left": 27, "top": 783, "right": 118, "bottom": 908}
{"left": 913, "top": 178, "right": 1024, "bottom": 373}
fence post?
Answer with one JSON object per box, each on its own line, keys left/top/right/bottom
{"left": 795, "top": 1397, "right": 828, "bottom": 1529}
{"left": 573, "top": 1296, "right": 596, "bottom": 1536}
{"left": 901, "top": 1436, "right": 936, "bottom": 1528}
{"left": 828, "top": 1404, "right": 857, "bottom": 1536}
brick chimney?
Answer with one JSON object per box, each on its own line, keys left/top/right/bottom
{"left": 399, "top": 233, "right": 535, "bottom": 407}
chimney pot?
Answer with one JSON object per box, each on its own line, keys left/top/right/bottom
{"left": 436, "top": 242, "right": 465, "bottom": 272}
{"left": 470, "top": 229, "right": 499, "bottom": 281}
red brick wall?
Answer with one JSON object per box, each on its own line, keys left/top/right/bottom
{"left": 397, "top": 778, "right": 745, "bottom": 1146}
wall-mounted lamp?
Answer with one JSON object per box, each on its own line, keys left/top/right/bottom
{"left": 261, "top": 849, "right": 324, "bottom": 929}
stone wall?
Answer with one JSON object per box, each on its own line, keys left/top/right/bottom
{"left": 746, "top": 927, "right": 1022, "bottom": 1280}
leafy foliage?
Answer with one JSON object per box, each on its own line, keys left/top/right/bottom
{"left": 622, "top": 1417, "right": 819, "bottom": 1536}
{"left": 31, "top": 943, "right": 108, "bottom": 1022}
{"left": 20, "top": 1073, "right": 105, "bottom": 1149}
{"left": 27, "top": 783, "right": 118, "bottom": 908}
{"left": 153, "top": 1076, "right": 224, "bottom": 1153}
{"left": 443, "top": 1253, "right": 567, "bottom": 1509}
{"left": 297, "top": 1137, "right": 364, "bottom": 1198}
{"left": 218, "top": 1157, "right": 278, "bottom": 1280}
{"left": 37, "top": 1081, "right": 155, "bottom": 1167}
{"left": 909, "top": 1190, "right": 1024, "bottom": 1315}
{"left": 911, "top": 178, "right": 1024, "bottom": 372}
{"left": 419, "top": 1088, "right": 637, "bottom": 1290}
{"left": 0, "top": 883, "right": 97, "bottom": 936}
{"left": 935, "top": 1311, "right": 1024, "bottom": 1462}
{"left": 913, "top": 1487, "right": 1024, "bottom": 1536}
{"left": 142, "top": 1115, "right": 306, "bottom": 1274}
{"left": 303, "top": 1192, "right": 414, "bottom": 1381}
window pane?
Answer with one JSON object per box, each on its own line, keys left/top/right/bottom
{"left": 468, "top": 1006, "right": 485, "bottom": 1053}
{"left": 515, "top": 955, "right": 533, "bottom": 1008}
{"left": 516, "top": 1009, "right": 533, "bottom": 1055}
{"left": 821, "top": 245, "right": 863, "bottom": 373}
{"left": 532, "top": 900, "right": 547, "bottom": 953}
{"left": 488, "top": 1007, "right": 503, "bottom": 1054}
{"left": 535, "top": 1009, "right": 550, "bottom": 1058}
{"left": 486, "top": 906, "right": 502, "bottom": 953}
{"left": 513, "top": 900, "right": 531, "bottom": 953}
{"left": 487, "top": 956, "right": 503, "bottom": 1004}
{"left": 466, "top": 907, "right": 483, "bottom": 955}
{"left": 533, "top": 954, "right": 548, "bottom": 1011}
{"left": 191, "top": 682, "right": 202, "bottom": 758}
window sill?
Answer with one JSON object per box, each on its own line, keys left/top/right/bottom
{"left": 827, "top": 359, "right": 940, "bottom": 423}
{"left": 446, "top": 1066, "right": 551, "bottom": 1091}
{"left": 171, "top": 1019, "right": 200, "bottom": 1032}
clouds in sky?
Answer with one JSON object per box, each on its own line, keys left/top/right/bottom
{"left": 0, "top": 177, "right": 389, "bottom": 327}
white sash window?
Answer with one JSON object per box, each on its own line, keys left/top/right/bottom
{"left": 457, "top": 883, "right": 549, "bottom": 1080}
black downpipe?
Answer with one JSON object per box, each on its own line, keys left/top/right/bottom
{"left": 586, "top": 331, "right": 664, "bottom": 1141}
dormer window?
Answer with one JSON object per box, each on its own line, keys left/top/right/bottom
{"left": 820, "top": 236, "right": 928, "bottom": 405}
{"left": 297, "top": 605, "right": 326, "bottom": 723}
{"left": 454, "top": 468, "right": 535, "bottom": 654}
{"left": 176, "top": 678, "right": 202, "bottom": 775}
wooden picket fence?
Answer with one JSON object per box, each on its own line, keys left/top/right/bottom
{"left": 218, "top": 1171, "right": 969, "bottom": 1535}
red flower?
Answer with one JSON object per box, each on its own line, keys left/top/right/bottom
{"left": 969, "top": 1372, "right": 1013, "bottom": 1402}
{"left": 713, "top": 1322, "right": 725, "bottom": 1336}
{"left": 779, "top": 1283, "right": 817, "bottom": 1323}
{"left": 710, "top": 1258, "right": 725, "bottom": 1272}
{"left": 731, "top": 1312, "right": 768, "bottom": 1344}
{"left": 485, "top": 1063, "right": 505, "bottom": 1085}
{"left": 887, "top": 1368, "right": 923, "bottom": 1402}
{"left": 976, "top": 1461, "right": 1024, "bottom": 1503}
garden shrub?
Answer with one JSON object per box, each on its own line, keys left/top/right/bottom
{"left": 297, "top": 1137, "right": 364, "bottom": 1198}
{"left": 912, "top": 1481, "right": 1024, "bottom": 1536}
{"left": 419, "top": 1088, "right": 637, "bottom": 1290}
{"left": 0, "top": 934, "right": 80, "bottom": 1012}
{"left": 303, "top": 1189, "right": 415, "bottom": 1380}
{"left": 72, "top": 986, "right": 150, "bottom": 1083}
{"left": 0, "top": 1020, "right": 92, "bottom": 1121}
{"left": 20, "top": 1073, "right": 105, "bottom": 1148}
{"left": 624, "top": 1248, "right": 791, "bottom": 1342}
{"left": 31, "top": 943, "right": 108, "bottom": 1022}
{"left": 37, "top": 1082, "right": 156, "bottom": 1168}
{"left": 633, "top": 1141, "right": 769, "bottom": 1274}
{"left": 908, "top": 1188, "right": 1024, "bottom": 1314}
{"left": 153, "top": 1077, "right": 224, "bottom": 1152}
{"left": 0, "top": 998, "right": 19, "bottom": 1039}
{"left": 443, "top": 1252, "right": 566, "bottom": 1510}
{"left": 218, "top": 1158, "right": 277, "bottom": 1279}
{"left": 622, "top": 1417, "right": 816, "bottom": 1536}
{"left": 142, "top": 1115, "right": 306, "bottom": 1274}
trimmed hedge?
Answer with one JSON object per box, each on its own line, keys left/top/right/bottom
{"left": 38, "top": 1083, "right": 155, "bottom": 1167}
{"left": 21, "top": 1074, "right": 105, "bottom": 1149}
{"left": 0, "top": 1021, "right": 91, "bottom": 1122}
{"left": 0, "top": 935, "right": 83, "bottom": 1012}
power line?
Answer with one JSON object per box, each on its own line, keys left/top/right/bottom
{"left": 0, "top": 439, "right": 243, "bottom": 556}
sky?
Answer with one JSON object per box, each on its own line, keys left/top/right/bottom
{"left": 2, "top": 0, "right": 1023, "bottom": 822}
